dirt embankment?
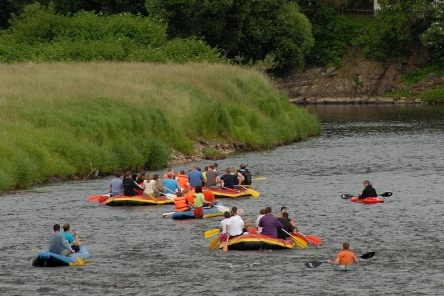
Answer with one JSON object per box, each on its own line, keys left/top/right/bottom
{"left": 275, "top": 46, "right": 444, "bottom": 104}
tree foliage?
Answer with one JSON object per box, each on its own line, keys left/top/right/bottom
{"left": 420, "top": 5, "right": 444, "bottom": 65}
{"left": 145, "top": 0, "right": 314, "bottom": 74}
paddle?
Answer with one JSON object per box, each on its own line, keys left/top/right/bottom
{"left": 239, "top": 186, "right": 261, "bottom": 198}
{"left": 281, "top": 229, "right": 308, "bottom": 249}
{"left": 98, "top": 195, "right": 109, "bottom": 204}
{"left": 305, "top": 251, "right": 375, "bottom": 268}
{"left": 204, "top": 228, "right": 220, "bottom": 238}
{"left": 252, "top": 177, "right": 266, "bottom": 181}
{"left": 341, "top": 192, "right": 393, "bottom": 199}
{"left": 223, "top": 235, "right": 229, "bottom": 252}
{"left": 88, "top": 194, "right": 109, "bottom": 202}
{"left": 161, "top": 206, "right": 176, "bottom": 218}
{"left": 298, "top": 232, "right": 322, "bottom": 246}
{"left": 68, "top": 244, "right": 84, "bottom": 266}
{"left": 209, "top": 236, "right": 220, "bottom": 249}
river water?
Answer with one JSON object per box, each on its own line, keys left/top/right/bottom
{"left": 1, "top": 104, "right": 443, "bottom": 295}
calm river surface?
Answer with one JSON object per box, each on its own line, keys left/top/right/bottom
{"left": 1, "top": 104, "right": 443, "bottom": 295}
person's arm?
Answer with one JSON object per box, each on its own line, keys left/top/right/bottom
{"left": 108, "top": 183, "right": 112, "bottom": 192}
{"left": 290, "top": 219, "right": 298, "bottom": 232}
{"left": 73, "top": 231, "right": 81, "bottom": 246}
{"left": 327, "top": 255, "right": 340, "bottom": 264}
{"left": 216, "top": 176, "right": 222, "bottom": 185}
{"left": 353, "top": 254, "right": 359, "bottom": 264}
{"left": 60, "top": 235, "right": 73, "bottom": 253}
{"left": 132, "top": 180, "right": 144, "bottom": 191}
{"left": 244, "top": 218, "right": 251, "bottom": 228}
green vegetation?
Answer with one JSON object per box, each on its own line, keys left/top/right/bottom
{"left": 0, "top": 3, "right": 222, "bottom": 64}
{"left": 400, "top": 65, "right": 444, "bottom": 85}
{"left": 202, "top": 149, "right": 226, "bottom": 160}
{"left": 0, "top": 62, "right": 321, "bottom": 191}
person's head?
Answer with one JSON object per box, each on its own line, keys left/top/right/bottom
{"left": 259, "top": 208, "right": 266, "bottom": 215}
{"left": 115, "top": 172, "right": 122, "bottom": 178}
{"left": 240, "top": 164, "right": 246, "bottom": 170}
{"left": 124, "top": 171, "right": 131, "bottom": 178}
{"left": 195, "top": 185, "right": 203, "bottom": 193}
{"left": 168, "top": 168, "right": 174, "bottom": 173}
{"left": 179, "top": 170, "right": 185, "bottom": 175}
{"left": 224, "top": 169, "right": 230, "bottom": 175}
{"left": 363, "top": 180, "right": 371, "bottom": 187}
{"left": 146, "top": 172, "right": 153, "bottom": 181}
{"left": 231, "top": 206, "right": 238, "bottom": 215}
{"left": 343, "top": 242, "right": 350, "bottom": 250}
{"left": 231, "top": 167, "right": 237, "bottom": 174}
{"left": 209, "top": 165, "right": 214, "bottom": 170}
{"left": 196, "top": 167, "right": 201, "bottom": 171}
{"left": 153, "top": 174, "right": 159, "bottom": 181}
{"left": 213, "top": 163, "right": 218, "bottom": 169}
{"left": 223, "top": 211, "right": 230, "bottom": 218}
{"left": 204, "top": 166, "right": 208, "bottom": 172}
{"left": 131, "top": 173, "right": 138, "bottom": 181}
{"left": 265, "top": 207, "right": 272, "bottom": 214}
{"left": 236, "top": 209, "right": 244, "bottom": 216}
{"left": 167, "top": 172, "right": 173, "bottom": 179}
{"left": 282, "top": 212, "right": 289, "bottom": 219}
{"left": 176, "top": 191, "right": 183, "bottom": 197}
{"left": 281, "top": 207, "right": 288, "bottom": 213}
{"left": 53, "top": 224, "right": 61, "bottom": 232}
{"left": 183, "top": 188, "right": 189, "bottom": 194}
{"left": 63, "top": 223, "right": 70, "bottom": 232}
{"left": 136, "top": 173, "right": 146, "bottom": 182}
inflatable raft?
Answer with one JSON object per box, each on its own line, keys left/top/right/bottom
{"left": 218, "top": 234, "right": 295, "bottom": 251}
{"left": 32, "top": 246, "right": 92, "bottom": 267}
{"left": 206, "top": 187, "right": 253, "bottom": 198}
{"left": 350, "top": 196, "right": 384, "bottom": 204}
{"left": 105, "top": 195, "right": 174, "bottom": 206}
{"left": 334, "top": 264, "right": 357, "bottom": 271}
{"left": 171, "top": 203, "right": 229, "bottom": 220}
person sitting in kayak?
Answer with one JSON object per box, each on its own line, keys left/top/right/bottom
{"left": 220, "top": 169, "right": 238, "bottom": 189}
{"left": 193, "top": 186, "right": 211, "bottom": 218}
{"left": 62, "top": 223, "right": 82, "bottom": 253}
{"left": 277, "top": 212, "right": 295, "bottom": 239}
{"left": 358, "top": 180, "right": 377, "bottom": 199}
{"left": 219, "top": 211, "right": 231, "bottom": 243}
{"left": 327, "top": 242, "right": 359, "bottom": 265}
{"left": 226, "top": 209, "right": 251, "bottom": 238}
{"left": 49, "top": 224, "right": 74, "bottom": 256}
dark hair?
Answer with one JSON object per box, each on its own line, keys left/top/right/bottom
{"left": 224, "top": 211, "right": 230, "bottom": 218}
{"left": 213, "top": 163, "right": 218, "bottom": 167}
{"left": 115, "top": 172, "right": 122, "bottom": 178}
{"left": 260, "top": 209, "right": 266, "bottom": 214}
{"left": 209, "top": 165, "right": 214, "bottom": 169}
{"left": 231, "top": 206, "right": 238, "bottom": 214}
{"left": 53, "top": 224, "right": 61, "bottom": 231}
{"left": 343, "top": 242, "right": 350, "bottom": 250}
{"left": 153, "top": 174, "right": 159, "bottom": 180}
{"left": 282, "top": 212, "right": 289, "bottom": 218}
{"left": 195, "top": 185, "right": 203, "bottom": 193}
{"left": 240, "top": 164, "right": 246, "bottom": 169}
{"left": 63, "top": 223, "right": 70, "bottom": 232}
{"left": 265, "top": 207, "right": 272, "bottom": 213}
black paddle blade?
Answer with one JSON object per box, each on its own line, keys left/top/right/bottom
{"left": 341, "top": 194, "right": 353, "bottom": 199}
{"left": 360, "top": 252, "right": 375, "bottom": 260}
{"left": 305, "top": 261, "right": 324, "bottom": 268}
{"left": 381, "top": 192, "right": 393, "bottom": 197}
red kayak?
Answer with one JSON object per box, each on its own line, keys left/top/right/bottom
{"left": 350, "top": 196, "right": 384, "bottom": 204}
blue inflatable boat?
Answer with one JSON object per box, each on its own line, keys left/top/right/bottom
{"left": 171, "top": 203, "right": 229, "bottom": 220}
{"left": 32, "top": 246, "right": 92, "bottom": 267}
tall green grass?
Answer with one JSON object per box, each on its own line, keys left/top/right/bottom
{"left": 0, "top": 62, "right": 321, "bottom": 191}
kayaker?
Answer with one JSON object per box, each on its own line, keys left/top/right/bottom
{"left": 231, "top": 166, "right": 244, "bottom": 187}
{"left": 219, "top": 211, "right": 231, "bottom": 242}
{"left": 279, "top": 207, "right": 299, "bottom": 232}
{"left": 183, "top": 188, "right": 195, "bottom": 205}
{"left": 277, "top": 212, "right": 295, "bottom": 239}
{"left": 49, "top": 224, "right": 74, "bottom": 256}
{"left": 255, "top": 208, "right": 266, "bottom": 233}
{"left": 258, "top": 207, "right": 283, "bottom": 238}
{"left": 142, "top": 172, "right": 156, "bottom": 196}
{"left": 327, "top": 242, "right": 359, "bottom": 265}
{"left": 205, "top": 165, "right": 222, "bottom": 188}
{"left": 220, "top": 169, "right": 237, "bottom": 189}
{"left": 123, "top": 171, "right": 144, "bottom": 196}
{"left": 108, "top": 172, "right": 123, "bottom": 196}
{"left": 176, "top": 170, "right": 190, "bottom": 190}
{"left": 358, "top": 180, "right": 378, "bottom": 199}
{"left": 193, "top": 186, "right": 210, "bottom": 218}
{"left": 62, "top": 223, "right": 82, "bottom": 252}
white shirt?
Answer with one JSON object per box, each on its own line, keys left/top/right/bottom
{"left": 142, "top": 180, "right": 155, "bottom": 195}
{"left": 227, "top": 215, "right": 244, "bottom": 236}
{"left": 255, "top": 214, "right": 265, "bottom": 233}
{"left": 220, "top": 218, "right": 230, "bottom": 234}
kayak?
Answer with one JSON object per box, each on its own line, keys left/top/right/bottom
{"left": 334, "top": 264, "right": 357, "bottom": 271}
{"left": 218, "top": 234, "right": 295, "bottom": 251}
{"left": 105, "top": 195, "right": 174, "bottom": 206}
{"left": 350, "top": 196, "right": 384, "bottom": 204}
{"left": 171, "top": 202, "right": 229, "bottom": 220}
{"left": 32, "top": 246, "right": 92, "bottom": 267}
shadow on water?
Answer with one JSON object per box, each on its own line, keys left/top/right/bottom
{"left": 1, "top": 105, "right": 444, "bottom": 295}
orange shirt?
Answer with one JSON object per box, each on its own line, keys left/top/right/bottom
{"left": 336, "top": 250, "right": 357, "bottom": 265}
{"left": 184, "top": 191, "right": 195, "bottom": 206}
{"left": 176, "top": 174, "right": 190, "bottom": 189}
{"left": 203, "top": 190, "right": 215, "bottom": 203}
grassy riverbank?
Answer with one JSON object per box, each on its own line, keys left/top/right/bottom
{"left": 0, "top": 62, "right": 321, "bottom": 191}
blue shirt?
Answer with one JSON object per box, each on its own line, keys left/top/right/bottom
{"left": 63, "top": 232, "right": 75, "bottom": 244}
{"left": 109, "top": 177, "right": 123, "bottom": 196}
{"left": 163, "top": 178, "right": 180, "bottom": 194}
{"left": 49, "top": 231, "right": 70, "bottom": 255}
{"left": 188, "top": 170, "right": 204, "bottom": 187}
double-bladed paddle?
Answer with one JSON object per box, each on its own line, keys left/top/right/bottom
{"left": 305, "top": 251, "right": 375, "bottom": 268}
{"left": 341, "top": 192, "right": 393, "bottom": 199}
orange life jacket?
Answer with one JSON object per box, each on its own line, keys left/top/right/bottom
{"left": 184, "top": 191, "right": 195, "bottom": 206}
{"left": 176, "top": 174, "right": 190, "bottom": 189}
{"left": 174, "top": 196, "right": 189, "bottom": 212}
